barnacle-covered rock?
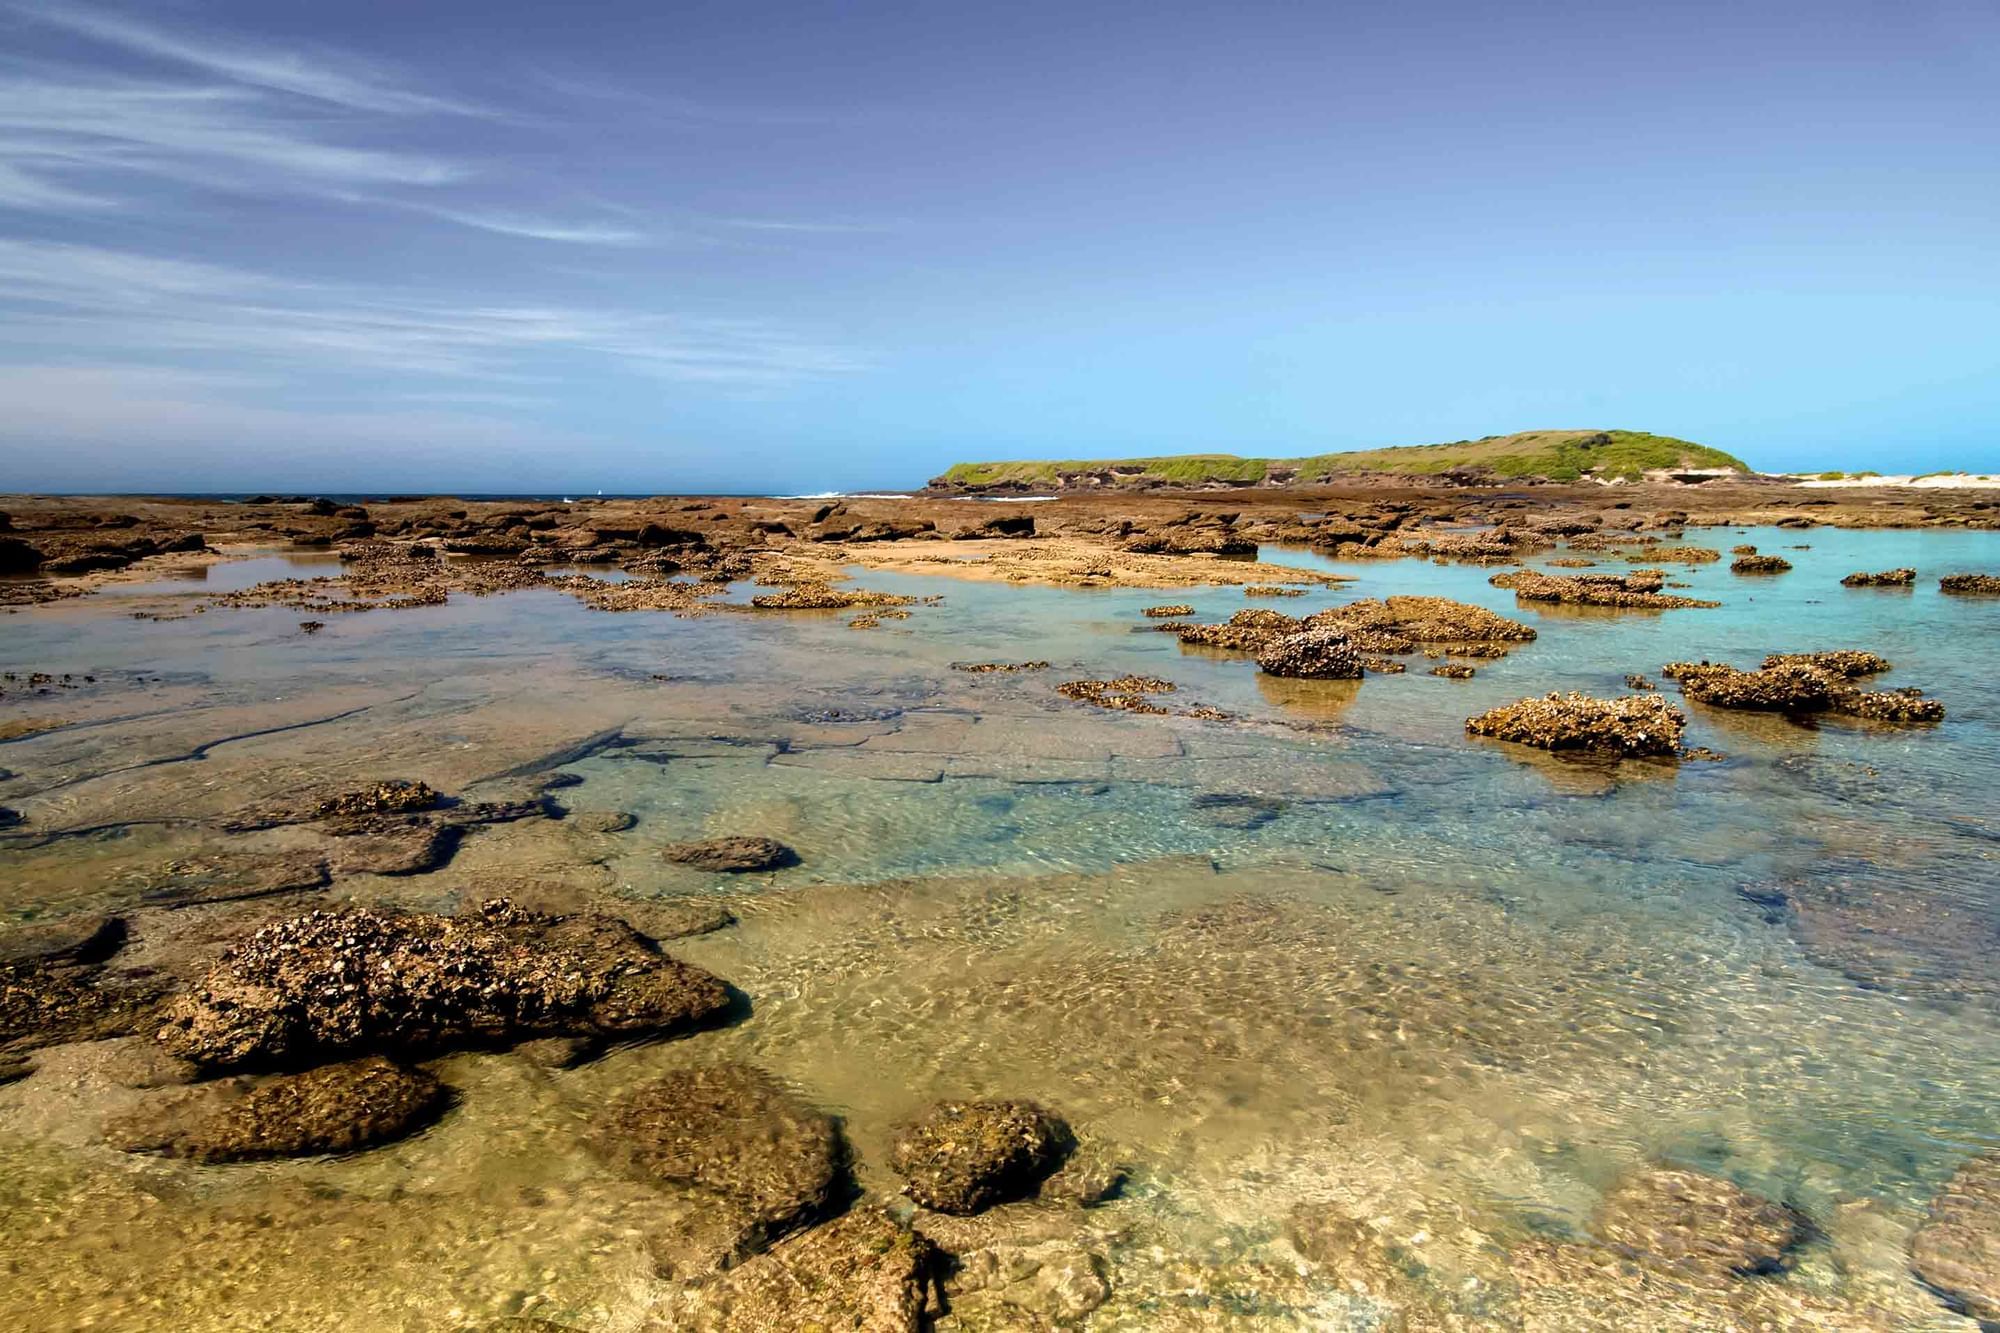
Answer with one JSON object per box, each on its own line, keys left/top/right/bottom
{"left": 1761, "top": 650, "right": 1890, "bottom": 677}
{"left": 313, "top": 780, "right": 439, "bottom": 819}
{"left": 1841, "top": 568, "right": 1915, "bottom": 587}
{"left": 1831, "top": 688, "right": 1945, "bottom": 723}
{"left": 1730, "top": 553, "right": 1792, "bottom": 574}
{"left": 1254, "top": 629, "right": 1363, "bottom": 680}
{"left": 890, "top": 1099, "right": 1074, "bottom": 1215}
{"left": 1466, "top": 693, "right": 1686, "bottom": 758}
{"left": 1055, "top": 675, "right": 1177, "bottom": 713}
{"left": 1308, "top": 595, "right": 1536, "bottom": 644}
{"left": 157, "top": 900, "right": 731, "bottom": 1071}
{"left": 1678, "top": 663, "right": 1836, "bottom": 711}
{"left": 1491, "top": 570, "right": 1718, "bottom": 610}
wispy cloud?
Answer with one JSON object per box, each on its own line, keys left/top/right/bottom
{"left": 711, "top": 216, "right": 903, "bottom": 235}
{"left": 13, "top": 2, "right": 486, "bottom": 116}
{"left": 413, "top": 206, "right": 648, "bottom": 245}
{"left": 0, "top": 73, "right": 468, "bottom": 207}
{"left": 0, "top": 238, "right": 865, "bottom": 386}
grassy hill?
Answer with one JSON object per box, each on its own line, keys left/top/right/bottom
{"left": 932, "top": 430, "right": 1750, "bottom": 491}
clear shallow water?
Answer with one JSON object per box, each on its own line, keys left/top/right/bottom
{"left": 1, "top": 528, "right": 1998, "bottom": 1329}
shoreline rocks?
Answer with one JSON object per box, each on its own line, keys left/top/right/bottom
{"left": 1940, "top": 573, "right": 2000, "bottom": 596}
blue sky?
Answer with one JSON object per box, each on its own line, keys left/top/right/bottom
{"left": 1, "top": 0, "right": 1996, "bottom": 492}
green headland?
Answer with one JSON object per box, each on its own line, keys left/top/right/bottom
{"left": 931, "top": 429, "right": 1751, "bottom": 491}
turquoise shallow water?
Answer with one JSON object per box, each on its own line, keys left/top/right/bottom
{"left": 1, "top": 525, "right": 1998, "bottom": 1328}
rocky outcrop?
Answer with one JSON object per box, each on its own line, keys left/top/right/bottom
{"left": 1911, "top": 1151, "right": 2000, "bottom": 1322}
{"left": 0, "top": 914, "right": 127, "bottom": 968}
{"left": 1491, "top": 569, "right": 1719, "bottom": 610}
{"left": 157, "top": 900, "right": 732, "bottom": 1071}
{"left": 1730, "top": 553, "right": 1792, "bottom": 574}
{"left": 1311, "top": 594, "right": 1538, "bottom": 645}
{"left": 1668, "top": 658, "right": 1944, "bottom": 723}
{"left": 592, "top": 1063, "right": 845, "bottom": 1255}
{"left": 1761, "top": 649, "right": 1889, "bottom": 677}
{"left": 1466, "top": 693, "right": 1687, "bottom": 758}
{"left": 107, "top": 1056, "right": 446, "bottom": 1162}
{"left": 1940, "top": 573, "right": 2000, "bottom": 595}
{"left": 1055, "top": 675, "right": 1177, "bottom": 713}
{"left": 661, "top": 836, "right": 799, "bottom": 873}
{"left": 889, "top": 1099, "right": 1075, "bottom": 1215}
{"left": 1141, "top": 603, "right": 1194, "bottom": 618}
{"left": 1841, "top": 567, "right": 1915, "bottom": 587}
{"left": 1254, "top": 629, "right": 1364, "bottom": 680}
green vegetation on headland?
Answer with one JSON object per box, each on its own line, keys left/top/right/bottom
{"left": 932, "top": 430, "right": 1751, "bottom": 491}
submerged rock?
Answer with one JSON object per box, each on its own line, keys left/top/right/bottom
{"left": 143, "top": 850, "right": 332, "bottom": 906}
{"left": 1, "top": 967, "right": 167, "bottom": 1053}
{"left": 566, "top": 809, "right": 636, "bottom": 833}
{"left": 661, "top": 836, "right": 799, "bottom": 873}
{"left": 947, "top": 1240, "right": 1111, "bottom": 1326}
{"left": 592, "top": 1063, "right": 845, "bottom": 1255}
{"left": 1593, "top": 1166, "right": 1806, "bottom": 1279}
{"left": 1841, "top": 567, "right": 1915, "bottom": 587}
{"left": 1429, "top": 662, "right": 1475, "bottom": 679}
{"left": 890, "top": 1099, "right": 1074, "bottom": 1215}
{"left": 158, "top": 900, "right": 732, "bottom": 1071}
{"left": 1465, "top": 693, "right": 1686, "bottom": 758}
{"left": 0, "top": 913, "right": 126, "bottom": 968}
{"left": 1255, "top": 629, "right": 1363, "bottom": 680}
{"left": 1911, "top": 1151, "right": 2000, "bottom": 1322}
{"left": 1190, "top": 792, "right": 1286, "bottom": 830}
{"left": 664, "top": 1208, "right": 938, "bottom": 1332}
{"left": 107, "top": 1056, "right": 446, "bottom": 1162}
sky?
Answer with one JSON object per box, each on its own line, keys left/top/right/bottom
{"left": 0, "top": 0, "right": 1996, "bottom": 493}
